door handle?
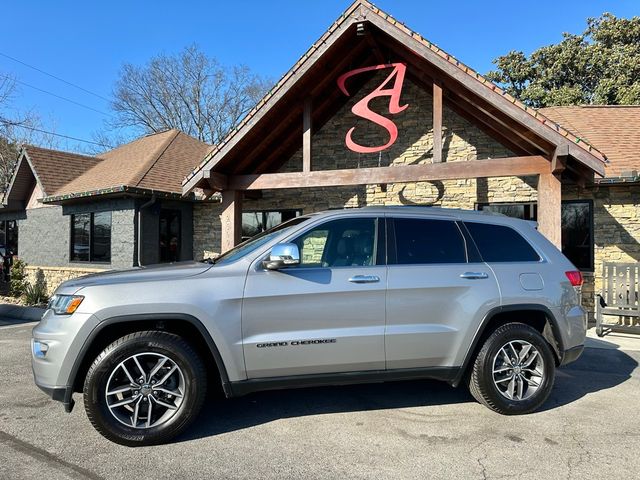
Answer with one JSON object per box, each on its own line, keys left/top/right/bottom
{"left": 460, "top": 272, "right": 489, "bottom": 280}
{"left": 348, "top": 275, "right": 380, "bottom": 284}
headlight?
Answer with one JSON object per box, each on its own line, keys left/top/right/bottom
{"left": 48, "top": 294, "right": 84, "bottom": 315}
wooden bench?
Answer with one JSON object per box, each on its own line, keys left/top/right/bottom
{"left": 596, "top": 262, "right": 640, "bottom": 337}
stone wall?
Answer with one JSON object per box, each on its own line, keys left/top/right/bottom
{"left": 193, "top": 202, "right": 223, "bottom": 260}
{"left": 25, "top": 265, "right": 107, "bottom": 296}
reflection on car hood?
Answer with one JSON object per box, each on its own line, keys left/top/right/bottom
{"left": 59, "top": 261, "right": 213, "bottom": 291}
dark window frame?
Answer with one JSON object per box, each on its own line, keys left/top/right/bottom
{"left": 70, "top": 212, "right": 112, "bottom": 264}
{"left": 476, "top": 200, "right": 594, "bottom": 271}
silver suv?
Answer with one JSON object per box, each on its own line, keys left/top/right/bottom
{"left": 32, "top": 207, "right": 586, "bottom": 446}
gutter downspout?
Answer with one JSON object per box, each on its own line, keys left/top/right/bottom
{"left": 137, "top": 195, "right": 156, "bottom": 267}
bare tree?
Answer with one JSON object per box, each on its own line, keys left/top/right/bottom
{"left": 0, "top": 74, "right": 58, "bottom": 191}
{"left": 110, "top": 45, "right": 270, "bottom": 144}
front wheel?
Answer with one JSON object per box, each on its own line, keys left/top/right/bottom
{"left": 468, "top": 323, "right": 555, "bottom": 415}
{"left": 83, "top": 330, "right": 206, "bottom": 446}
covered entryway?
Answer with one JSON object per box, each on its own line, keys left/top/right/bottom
{"left": 183, "top": 0, "right": 606, "bottom": 251}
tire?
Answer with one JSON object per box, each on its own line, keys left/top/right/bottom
{"left": 468, "top": 322, "right": 555, "bottom": 415}
{"left": 83, "top": 330, "right": 207, "bottom": 446}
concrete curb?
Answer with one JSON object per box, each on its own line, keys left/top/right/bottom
{"left": 0, "top": 304, "right": 45, "bottom": 322}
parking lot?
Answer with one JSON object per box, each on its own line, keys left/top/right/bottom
{"left": 1, "top": 320, "right": 639, "bottom": 480}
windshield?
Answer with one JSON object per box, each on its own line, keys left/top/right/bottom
{"left": 211, "top": 216, "right": 310, "bottom": 265}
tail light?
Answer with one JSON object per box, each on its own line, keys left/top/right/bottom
{"left": 565, "top": 271, "right": 583, "bottom": 287}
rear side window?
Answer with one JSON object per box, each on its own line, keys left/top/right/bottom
{"left": 465, "top": 222, "right": 540, "bottom": 262}
{"left": 391, "top": 218, "right": 466, "bottom": 265}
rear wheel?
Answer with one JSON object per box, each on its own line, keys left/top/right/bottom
{"left": 468, "top": 323, "right": 555, "bottom": 415}
{"left": 83, "top": 330, "right": 206, "bottom": 446}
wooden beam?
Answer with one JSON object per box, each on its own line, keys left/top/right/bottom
{"left": 228, "top": 155, "right": 550, "bottom": 190}
{"left": 432, "top": 82, "right": 443, "bottom": 163}
{"left": 537, "top": 173, "right": 562, "bottom": 248}
{"left": 221, "top": 190, "right": 242, "bottom": 252}
{"left": 365, "top": 33, "right": 387, "bottom": 63}
{"left": 303, "top": 97, "right": 312, "bottom": 172}
{"left": 551, "top": 145, "right": 569, "bottom": 174}
{"left": 243, "top": 190, "right": 263, "bottom": 200}
{"left": 204, "top": 171, "right": 228, "bottom": 191}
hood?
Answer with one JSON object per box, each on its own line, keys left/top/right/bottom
{"left": 60, "top": 261, "right": 213, "bottom": 292}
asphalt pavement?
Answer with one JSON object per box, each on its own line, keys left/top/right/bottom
{"left": 1, "top": 319, "right": 639, "bottom": 480}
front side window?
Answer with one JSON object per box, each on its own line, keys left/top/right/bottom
{"left": 465, "top": 222, "right": 540, "bottom": 263}
{"left": 293, "top": 217, "right": 378, "bottom": 268}
{"left": 71, "top": 212, "right": 111, "bottom": 263}
{"left": 390, "top": 218, "right": 467, "bottom": 265}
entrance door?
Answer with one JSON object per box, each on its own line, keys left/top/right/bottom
{"left": 242, "top": 216, "right": 386, "bottom": 379}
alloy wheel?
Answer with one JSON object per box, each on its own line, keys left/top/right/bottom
{"left": 105, "top": 352, "right": 185, "bottom": 429}
{"left": 491, "top": 340, "right": 544, "bottom": 401}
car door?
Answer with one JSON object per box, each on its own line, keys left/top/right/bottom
{"left": 242, "top": 216, "right": 387, "bottom": 379}
{"left": 385, "top": 215, "right": 501, "bottom": 370}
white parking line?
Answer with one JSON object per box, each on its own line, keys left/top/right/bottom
{"left": 0, "top": 321, "right": 38, "bottom": 329}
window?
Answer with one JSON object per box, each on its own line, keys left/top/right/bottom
{"left": 561, "top": 201, "right": 593, "bottom": 271}
{"left": 465, "top": 222, "right": 540, "bottom": 263}
{"left": 480, "top": 203, "right": 536, "bottom": 221}
{"left": 477, "top": 201, "right": 593, "bottom": 270}
{"left": 293, "top": 218, "right": 378, "bottom": 268}
{"left": 0, "top": 220, "right": 18, "bottom": 256}
{"left": 71, "top": 212, "right": 111, "bottom": 263}
{"left": 159, "top": 210, "right": 181, "bottom": 263}
{"left": 391, "top": 218, "right": 466, "bottom": 265}
{"left": 242, "top": 209, "right": 302, "bottom": 240}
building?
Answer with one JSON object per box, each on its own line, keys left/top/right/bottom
{"left": 182, "top": 0, "right": 638, "bottom": 322}
{"left": 2, "top": 0, "right": 638, "bottom": 326}
{"left": 0, "top": 129, "right": 212, "bottom": 290}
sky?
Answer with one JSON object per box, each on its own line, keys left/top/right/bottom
{"left": 1, "top": 0, "right": 638, "bottom": 153}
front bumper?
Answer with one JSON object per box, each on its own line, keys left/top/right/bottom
{"left": 560, "top": 344, "right": 584, "bottom": 366}
{"left": 31, "top": 309, "right": 97, "bottom": 413}
{"left": 34, "top": 383, "right": 75, "bottom": 412}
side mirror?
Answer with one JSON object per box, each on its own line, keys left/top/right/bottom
{"left": 263, "top": 243, "right": 300, "bottom": 270}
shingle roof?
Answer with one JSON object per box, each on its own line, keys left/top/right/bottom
{"left": 45, "top": 129, "right": 213, "bottom": 201}
{"left": 540, "top": 106, "right": 640, "bottom": 179}
{"left": 24, "top": 146, "right": 102, "bottom": 196}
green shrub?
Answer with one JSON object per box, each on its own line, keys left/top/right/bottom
{"left": 9, "top": 259, "right": 28, "bottom": 297}
{"left": 23, "top": 269, "right": 48, "bottom": 306}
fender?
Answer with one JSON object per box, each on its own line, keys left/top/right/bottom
{"left": 451, "top": 304, "right": 566, "bottom": 387}
{"left": 65, "top": 313, "right": 232, "bottom": 411}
